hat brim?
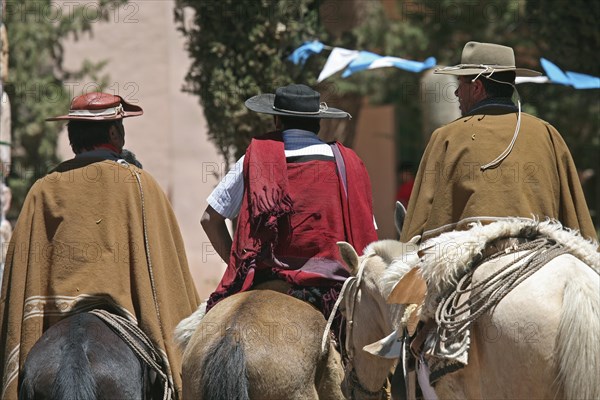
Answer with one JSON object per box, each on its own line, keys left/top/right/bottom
{"left": 46, "top": 111, "right": 142, "bottom": 122}
{"left": 46, "top": 98, "right": 143, "bottom": 122}
{"left": 245, "top": 94, "right": 350, "bottom": 119}
{"left": 434, "top": 66, "right": 541, "bottom": 77}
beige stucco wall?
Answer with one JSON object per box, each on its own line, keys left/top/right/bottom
{"left": 59, "top": 1, "right": 225, "bottom": 299}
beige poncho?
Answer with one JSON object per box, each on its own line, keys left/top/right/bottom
{"left": 0, "top": 157, "right": 199, "bottom": 399}
{"left": 400, "top": 109, "right": 597, "bottom": 243}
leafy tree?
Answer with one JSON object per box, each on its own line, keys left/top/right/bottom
{"left": 174, "top": 0, "right": 330, "bottom": 165}
{"left": 522, "top": 0, "right": 600, "bottom": 223}
{"left": 3, "top": 0, "right": 126, "bottom": 219}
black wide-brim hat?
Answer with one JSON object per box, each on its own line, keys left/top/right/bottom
{"left": 245, "top": 84, "right": 350, "bottom": 119}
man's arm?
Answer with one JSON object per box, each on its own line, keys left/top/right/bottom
{"left": 201, "top": 205, "right": 232, "bottom": 263}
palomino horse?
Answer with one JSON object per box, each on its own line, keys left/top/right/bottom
{"left": 19, "top": 311, "right": 170, "bottom": 400}
{"left": 338, "top": 219, "right": 600, "bottom": 399}
{"left": 178, "top": 288, "right": 345, "bottom": 400}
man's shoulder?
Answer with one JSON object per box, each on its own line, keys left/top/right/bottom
{"left": 520, "top": 112, "right": 551, "bottom": 126}
{"left": 333, "top": 141, "right": 360, "bottom": 157}
{"left": 253, "top": 131, "right": 284, "bottom": 142}
{"left": 429, "top": 118, "right": 462, "bottom": 139}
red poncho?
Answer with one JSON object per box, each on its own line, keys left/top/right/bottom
{"left": 207, "top": 132, "right": 377, "bottom": 310}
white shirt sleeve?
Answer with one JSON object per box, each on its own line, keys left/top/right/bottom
{"left": 206, "top": 156, "right": 245, "bottom": 219}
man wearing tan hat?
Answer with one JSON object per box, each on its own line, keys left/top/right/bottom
{"left": 0, "top": 92, "right": 199, "bottom": 399}
{"left": 400, "top": 42, "right": 596, "bottom": 243}
{"left": 178, "top": 84, "right": 377, "bottom": 344}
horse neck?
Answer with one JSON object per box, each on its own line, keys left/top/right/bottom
{"left": 351, "top": 276, "right": 397, "bottom": 393}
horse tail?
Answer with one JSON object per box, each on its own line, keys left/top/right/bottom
{"left": 50, "top": 323, "right": 97, "bottom": 400}
{"left": 555, "top": 267, "right": 600, "bottom": 400}
{"left": 174, "top": 301, "right": 207, "bottom": 351}
{"left": 200, "top": 331, "right": 249, "bottom": 400}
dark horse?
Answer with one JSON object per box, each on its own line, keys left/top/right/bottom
{"left": 19, "top": 312, "right": 158, "bottom": 400}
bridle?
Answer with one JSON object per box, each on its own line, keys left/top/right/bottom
{"left": 338, "top": 253, "right": 389, "bottom": 399}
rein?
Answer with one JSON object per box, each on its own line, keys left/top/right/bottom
{"left": 89, "top": 309, "right": 175, "bottom": 400}
{"left": 328, "top": 253, "right": 389, "bottom": 399}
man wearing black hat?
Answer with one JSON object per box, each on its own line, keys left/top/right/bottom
{"left": 199, "top": 84, "right": 377, "bottom": 326}
{"left": 400, "top": 42, "right": 596, "bottom": 243}
{"left": 0, "top": 92, "right": 199, "bottom": 399}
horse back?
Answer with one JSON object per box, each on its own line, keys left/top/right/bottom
{"left": 19, "top": 313, "right": 144, "bottom": 400}
{"left": 439, "top": 252, "right": 599, "bottom": 399}
{"left": 183, "top": 290, "right": 332, "bottom": 400}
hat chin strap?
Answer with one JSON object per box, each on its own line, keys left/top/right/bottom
{"left": 476, "top": 68, "right": 522, "bottom": 171}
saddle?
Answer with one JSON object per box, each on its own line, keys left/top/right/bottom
{"left": 387, "top": 218, "right": 599, "bottom": 399}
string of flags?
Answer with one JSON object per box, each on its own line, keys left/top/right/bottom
{"left": 519, "top": 58, "right": 600, "bottom": 89}
{"left": 288, "top": 41, "right": 600, "bottom": 89}
{"left": 288, "top": 40, "right": 436, "bottom": 82}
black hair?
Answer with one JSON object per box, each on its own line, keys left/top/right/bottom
{"left": 473, "top": 71, "right": 516, "bottom": 98}
{"left": 279, "top": 116, "right": 321, "bottom": 134}
{"left": 67, "top": 120, "right": 121, "bottom": 154}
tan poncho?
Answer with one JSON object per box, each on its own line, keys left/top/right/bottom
{"left": 0, "top": 157, "right": 200, "bottom": 399}
{"left": 400, "top": 108, "right": 597, "bottom": 243}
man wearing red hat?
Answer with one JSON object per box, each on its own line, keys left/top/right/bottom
{"left": 0, "top": 92, "right": 199, "bottom": 399}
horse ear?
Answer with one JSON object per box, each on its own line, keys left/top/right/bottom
{"left": 337, "top": 241, "right": 359, "bottom": 275}
{"left": 408, "top": 235, "right": 420, "bottom": 244}
{"left": 395, "top": 201, "right": 406, "bottom": 235}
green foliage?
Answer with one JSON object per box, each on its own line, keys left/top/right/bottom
{"left": 522, "top": 0, "right": 600, "bottom": 221}
{"left": 174, "top": 0, "right": 329, "bottom": 164}
{"left": 3, "top": 0, "right": 126, "bottom": 219}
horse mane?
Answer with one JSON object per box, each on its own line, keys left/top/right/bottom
{"left": 363, "top": 240, "right": 418, "bottom": 325}
{"left": 363, "top": 240, "right": 414, "bottom": 294}
{"left": 419, "top": 218, "right": 599, "bottom": 300}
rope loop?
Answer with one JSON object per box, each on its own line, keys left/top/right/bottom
{"left": 435, "top": 238, "right": 567, "bottom": 343}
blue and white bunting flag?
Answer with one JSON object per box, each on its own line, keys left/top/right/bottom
{"left": 367, "top": 56, "right": 437, "bottom": 73}
{"left": 287, "top": 42, "right": 598, "bottom": 89}
{"left": 288, "top": 42, "right": 437, "bottom": 81}
{"left": 317, "top": 47, "right": 360, "bottom": 82}
{"left": 339, "top": 52, "right": 437, "bottom": 78}
{"left": 515, "top": 76, "right": 550, "bottom": 84}
{"left": 565, "top": 71, "right": 600, "bottom": 89}
{"left": 540, "top": 58, "right": 571, "bottom": 86}
{"left": 287, "top": 41, "right": 325, "bottom": 66}
{"left": 540, "top": 58, "right": 599, "bottom": 89}
{"left": 340, "top": 51, "right": 383, "bottom": 78}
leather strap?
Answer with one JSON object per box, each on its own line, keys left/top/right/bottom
{"left": 330, "top": 143, "right": 348, "bottom": 198}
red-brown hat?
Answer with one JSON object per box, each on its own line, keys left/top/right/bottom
{"left": 46, "top": 92, "right": 143, "bottom": 121}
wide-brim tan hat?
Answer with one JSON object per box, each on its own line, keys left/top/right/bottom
{"left": 434, "top": 41, "right": 541, "bottom": 77}
{"left": 245, "top": 84, "right": 350, "bottom": 119}
{"left": 46, "top": 92, "right": 143, "bottom": 121}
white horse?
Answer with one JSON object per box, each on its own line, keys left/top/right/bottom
{"left": 338, "top": 219, "right": 600, "bottom": 399}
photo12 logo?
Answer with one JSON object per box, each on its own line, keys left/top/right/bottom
{"left": 4, "top": 1, "right": 139, "bottom": 24}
